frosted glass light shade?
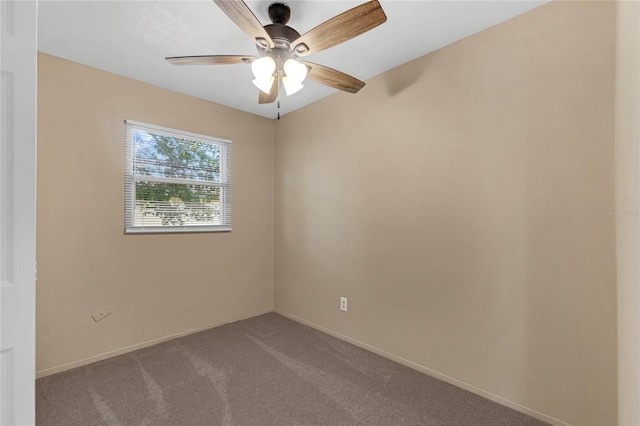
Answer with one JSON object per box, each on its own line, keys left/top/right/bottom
{"left": 283, "top": 59, "right": 307, "bottom": 83}
{"left": 282, "top": 76, "right": 304, "bottom": 96}
{"left": 253, "top": 76, "right": 275, "bottom": 94}
{"left": 251, "top": 56, "right": 276, "bottom": 80}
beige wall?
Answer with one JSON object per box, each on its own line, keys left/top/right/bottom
{"left": 274, "top": 2, "right": 617, "bottom": 425}
{"left": 615, "top": 1, "right": 640, "bottom": 425}
{"left": 36, "top": 53, "right": 275, "bottom": 375}
{"left": 38, "top": 1, "right": 624, "bottom": 424}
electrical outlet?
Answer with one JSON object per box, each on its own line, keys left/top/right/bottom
{"left": 340, "top": 297, "right": 348, "bottom": 312}
{"left": 91, "top": 310, "right": 112, "bottom": 322}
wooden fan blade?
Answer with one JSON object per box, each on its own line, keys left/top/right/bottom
{"left": 213, "top": 0, "right": 274, "bottom": 49}
{"left": 259, "top": 72, "right": 279, "bottom": 104}
{"left": 302, "top": 62, "right": 365, "bottom": 94}
{"left": 291, "top": 0, "right": 387, "bottom": 57}
{"left": 166, "top": 55, "right": 256, "bottom": 65}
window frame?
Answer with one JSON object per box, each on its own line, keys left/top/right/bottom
{"left": 124, "top": 120, "right": 232, "bottom": 234}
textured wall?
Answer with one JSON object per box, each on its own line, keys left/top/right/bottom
{"left": 37, "top": 53, "right": 275, "bottom": 375}
{"left": 274, "top": 2, "right": 616, "bottom": 425}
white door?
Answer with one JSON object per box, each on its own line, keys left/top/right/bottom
{"left": 0, "top": 1, "right": 37, "bottom": 425}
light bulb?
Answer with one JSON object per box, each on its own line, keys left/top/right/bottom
{"left": 251, "top": 56, "right": 276, "bottom": 79}
{"left": 283, "top": 59, "right": 307, "bottom": 83}
{"left": 253, "top": 76, "right": 275, "bottom": 94}
{"left": 282, "top": 76, "right": 304, "bottom": 96}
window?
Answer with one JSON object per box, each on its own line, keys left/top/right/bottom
{"left": 124, "top": 120, "right": 231, "bottom": 233}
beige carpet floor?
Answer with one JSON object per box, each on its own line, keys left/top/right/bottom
{"left": 36, "top": 313, "right": 548, "bottom": 425}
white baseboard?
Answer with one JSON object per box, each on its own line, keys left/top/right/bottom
{"left": 36, "top": 308, "right": 274, "bottom": 379}
{"left": 275, "top": 309, "right": 571, "bottom": 426}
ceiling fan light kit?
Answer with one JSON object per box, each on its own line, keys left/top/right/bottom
{"left": 166, "top": 0, "right": 387, "bottom": 105}
{"left": 283, "top": 59, "right": 307, "bottom": 83}
{"left": 282, "top": 77, "right": 304, "bottom": 96}
{"left": 251, "top": 56, "right": 276, "bottom": 94}
{"left": 253, "top": 76, "right": 275, "bottom": 94}
{"left": 282, "top": 58, "right": 307, "bottom": 95}
{"left": 251, "top": 56, "right": 276, "bottom": 80}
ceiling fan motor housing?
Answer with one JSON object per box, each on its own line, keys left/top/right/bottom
{"left": 260, "top": 3, "right": 301, "bottom": 61}
{"left": 263, "top": 24, "right": 300, "bottom": 52}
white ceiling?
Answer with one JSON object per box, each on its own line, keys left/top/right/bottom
{"left": 38, "top": 0, "right": 548, "bottom": 119}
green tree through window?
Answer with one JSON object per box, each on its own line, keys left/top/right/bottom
{"left": 125, "top": 121, "right": 231, "bottom": 233}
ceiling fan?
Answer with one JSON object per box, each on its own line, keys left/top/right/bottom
{"left": 166, "top": 0, "right": 387, "bottom": 105}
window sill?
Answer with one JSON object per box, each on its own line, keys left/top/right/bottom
{"left": 125, "top": 226, "right": 231, "bottom": 234}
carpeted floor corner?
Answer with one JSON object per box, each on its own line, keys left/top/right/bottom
{"left": 36, "top": 313, "right": 548, "bottom": 425}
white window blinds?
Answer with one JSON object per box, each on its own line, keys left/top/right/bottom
{"left": 124, "top": 120, "right": 231, "bottom": 233}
